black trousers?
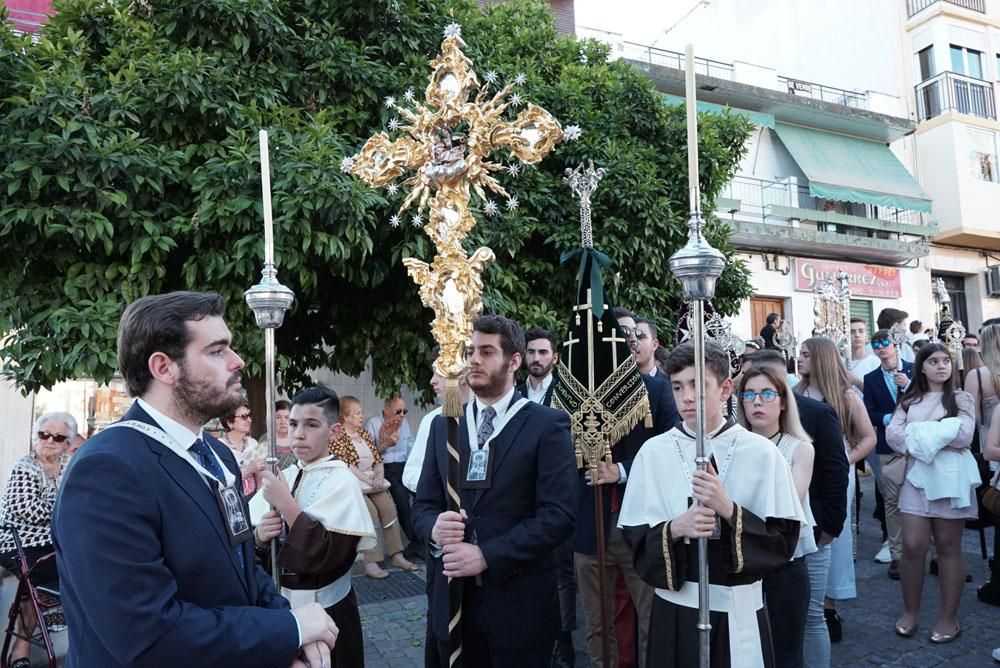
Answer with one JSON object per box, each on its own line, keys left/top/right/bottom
{"left": 326, "top": 588, "right": 364, "bottom": 668}
{"left": 762, "top": 556, "right": 809, "bottom": 668}
{"left": 383, "top": 462, "right": 415, "bottom": 542}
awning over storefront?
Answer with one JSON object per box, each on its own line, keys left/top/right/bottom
{"left": 662, "top": 94, "right": 775, "bottom": 129}
{"left": 773, "top": 122, "right": 932, "bottom": 213}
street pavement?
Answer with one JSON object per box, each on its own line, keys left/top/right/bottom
{"left": 357, "top": 472, "right": 1000, "bottom": 668}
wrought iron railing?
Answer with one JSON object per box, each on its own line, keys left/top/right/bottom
{"left": 5, "top": 8, "right": 48, "bottom": 34}
{"left": 777, "top": 76, "right": 869, "bottom": 110}
{"left": 907, "top": 0, "right": 986, "bottom": 17}
{"left": 621, "top": 42, "right": 735, "bottom": 80}
{"left": 915, "top": 71, "right": 996, "bottom": 121}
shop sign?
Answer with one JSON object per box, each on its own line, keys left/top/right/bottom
{"left": 793, "top": 259, "right": 901, "bottom": 299}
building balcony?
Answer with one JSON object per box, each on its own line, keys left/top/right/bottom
{"left": 916, "top": 71, "right": 996, "bottom": 121}
{"left": 717, "top": 176, "right": 935, "bottom": 264}
{"left": 907, "top": 0, "right": 986, "bottom": 17}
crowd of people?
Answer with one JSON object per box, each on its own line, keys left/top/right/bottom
{"left": 0, "top": 290, "right": 997, "bottom": 667}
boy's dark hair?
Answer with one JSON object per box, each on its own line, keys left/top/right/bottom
{"left": 909, "top": 320, "right": 923, "bottom": 334}
{"left": 964, "top": 333, "right": 979, "bottom": 342}
{"left": 275, "top": 399, "right": 292, "bottom": 412}
{"left": 635, "top": 317, "right": 658, "bottom": 341}
{"left": 523, "top": 327, "right": 558, "bottom": 352}
{"left": 118, "top": 291, "right": 226, "bottom": 397}
{"left": 665, "top": 341, "right": 730, "bottom": 385}
{"left": 473, "top": 315, "right": 526, "bottom": 360}
{"left": 291, "top": 385, "right": 341, "bottom": 425}
{"left": 872, "top": 328, "right": 892, "bottom": 344}
{"left": 746, "top": 348, "right": 786, "bottom": 368}
{"left": 912, "top": 339, "right": 928, "bottom": 352}
{"left": 766, "top": 313, "right": 781, "bottom": 325}
{"left": 611, "top": 306, "right": 635, "bottom": 321}
{"left": 877, "top": 308, "right": 908, "bottom": 330}
{"left": 850, "top": 317, "right": 866, "bottom": 326}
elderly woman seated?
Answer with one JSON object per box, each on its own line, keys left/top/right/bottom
{"left": 330, "top": 396, "right": 418, "bottom": 579}
{"left": 0, "top": 411, "right": 75, "bottom": 668}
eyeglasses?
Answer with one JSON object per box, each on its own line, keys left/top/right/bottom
{"left": 37, "top": 431, "right": 69, "bottom": 443}
{"left": 871, "top": 339, "right": 893, "bottom": 349}
{"left": 740, "top": 389, "right": 779, "bottom": 403}
{"left": 395, "top": 408, "right": 409, "bottom": 416}
{"left": 623, "top": 327, "right": 647, "bottom": 340}
{"left": 235, "top": 412, "right": 252, "bottom": 420}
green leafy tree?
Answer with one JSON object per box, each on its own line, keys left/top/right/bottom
{"left": 0, "top": 0, "right": 752, "bottom": 400}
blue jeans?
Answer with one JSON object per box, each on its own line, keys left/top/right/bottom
{"left": 763, "top": 556, "right": 809, "bottom": 668}
{"left": 802, "top": 544, "right": 832, "bottom": 668}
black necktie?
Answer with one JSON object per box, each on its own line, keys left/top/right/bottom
{"left": 189, "top": 438, "right": 246, "bottom": 573}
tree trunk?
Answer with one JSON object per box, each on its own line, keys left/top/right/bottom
{"left": 244, "top": 372, "right": 268, "bottom": 440}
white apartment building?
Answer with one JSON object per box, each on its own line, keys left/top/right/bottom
{"left": 580, "top": 0, "right": 1000, "bottom": 344}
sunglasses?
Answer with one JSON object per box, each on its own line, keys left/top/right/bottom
{"left": 871, "top": 339, "right": 893, "bottom": 349}
{"left": 395, "top": 408, "right": 409, "bottom": 416}
{"left": 740, "top": 389, "right": 779, "bottom": 403}
{"left": 235, "top": 412, "right": 252, "bottom": 420}
{"left": 37, "top": 431, "right": 69, "bottom": 443}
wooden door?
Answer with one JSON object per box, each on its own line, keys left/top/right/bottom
{"left": 751, "top": 297, "right": 784, "bottom": 338}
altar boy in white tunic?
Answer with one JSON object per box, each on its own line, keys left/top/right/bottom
{"left": 253, "top": 386, "right": 377, "bottom": 668}
{"left": 619, "top": 341, "right": 807, "bottom": 668}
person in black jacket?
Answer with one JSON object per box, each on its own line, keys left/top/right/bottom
{"left": 746, "top": 350, "right": 849, "bottom": 666}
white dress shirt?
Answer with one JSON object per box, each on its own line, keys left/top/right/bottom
{"left": 525, "top": 373, "right": 553, "bottom": 404}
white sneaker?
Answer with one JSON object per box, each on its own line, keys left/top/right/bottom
{"left": 992, "top": 646, "right": 1000, "bottom": 662}
{"left": 874, "top": 541, "right": 891, "bottom": 564}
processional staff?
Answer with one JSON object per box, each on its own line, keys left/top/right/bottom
{"left": 245, "top": 130, "right": 296, "bottom": 586}
{"left": 344, "top": 23, "right": 567, "bottom": 666}
{"left": 667, "top": 45, "right": 727, "bottom": 668}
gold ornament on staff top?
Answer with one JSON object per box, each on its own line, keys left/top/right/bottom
{"left": 346, "top": 23, "right": 567, "bottom": 411}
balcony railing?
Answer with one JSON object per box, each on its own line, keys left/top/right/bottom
{"left": 621, "top": 42, "right": 735, "bottom": 80}
{"left": 5, "top": 8, "right": 48, "bottom": 34}
{"left": 719, "top": 176, "right": 926, "bottom": 233}
{"left": 907, "top": 0, "right": 986, "bottom": 17}
{"left": 777, "top": 76, "right": 869, "bottom": 110}
{"left": 915, "top": 71, "right": 996, "bottom": 121}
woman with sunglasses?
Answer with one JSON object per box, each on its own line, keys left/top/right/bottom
{"left": 220, "top": 400, "right": 265, "bottom": 496}
{"left": 0, "top": 411, "right": 75, "bottom": 668}
{"left": 887, "top": 343, "right": 977, "bottom": 642}
{"left": 738, "top": 366, "right": 816, "bottom": 668}
{"left": 795, "top": 337, "right": 876, "bottom": 642}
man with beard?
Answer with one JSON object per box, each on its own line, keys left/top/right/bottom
{"left": 413, "top": 315, "right": 577, "bottom": 667}
{"left": 52, "top": 292, "right": 338, "bottom": 668}
{"left": 517, "top": 327, "right": 558, "bottom": 406}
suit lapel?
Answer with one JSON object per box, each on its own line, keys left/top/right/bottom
{"left": 472, "top": 408, "right": 531, "bottom": 509}
{"left": 125, "top": 404, "right": 252, "bottom": 598}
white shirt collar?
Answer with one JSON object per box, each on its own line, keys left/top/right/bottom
{"left": 137, "top": 398, "right": 203, "bottom": 448}
{"left": 525, "top": 373, "right": 553, "bottom": 404}
{"left": 475, "top": 385, "right": 517, "bottom": 428}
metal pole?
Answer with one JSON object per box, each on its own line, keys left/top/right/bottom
{"left": 264, "top": 326, "right": 279, "bottom": 584}
{"left": 692, "top": 298, "right": 711, "bottom": 668}
{"left": 594, "top": 485, "right": 611, "bottom": 668}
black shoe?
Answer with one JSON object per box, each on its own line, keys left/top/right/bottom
{"left": 978, "top": 582, "right": 1000, "bottom": 606}
{"left": 928, "top": 558, "right": 973, "bottom": 582}
{"left": 888, "top": 560, "right": 901, "bottom": 580}
{"left": 824, "top": 608, "right": 843, "bottom": 643}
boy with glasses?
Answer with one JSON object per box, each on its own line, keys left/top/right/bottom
{"left": 862, "top": 329, "right": 913, "bottom": 580}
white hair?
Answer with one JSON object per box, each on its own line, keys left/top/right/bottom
{"left": 33, "top": 411, "right": 79, "bottom": 443}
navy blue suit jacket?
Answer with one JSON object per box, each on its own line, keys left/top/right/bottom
{"left": 516, "top": 378, "right": 555, "bottom": 406}
{"left": 568, "top": 371, "right": 680, "bottom": 555}
{"left": 863, "top": 361, "right": 914, "bottom": 455}
{"left": 411, "top": 398, "right": 576, "bottom": 650}
{"left": 52, "top": 402, "right": 298, "bottom": 668}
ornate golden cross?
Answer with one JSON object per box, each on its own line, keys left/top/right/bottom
{"left": 346, "top": 24, "right": 566, "bottom": 387}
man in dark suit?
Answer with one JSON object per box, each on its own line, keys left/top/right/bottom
{"left": 570, "top": 308, "right": 680, "bottom": 668}
{"left": 52, "top": 292, "right": 338, "bottom": 668}
{"left": 746, "top": 349, "right": 849, "bottom": 660}
{"left": 517, "top": 326, "right": 576, "bottom": 666}
{"left": 413, "top": 315, "right": 577, "bottom": 667}
{"left": 862, "top": 328, "right": 913, "bottom": 580}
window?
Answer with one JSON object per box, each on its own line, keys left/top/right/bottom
{"left": 918, "top": 46, "right": 935, "bottom": 81}
{"left": 996, "top": 53, "right": 1000, "bottom": 80}
{"left": 968, "top": 129, "right": 997, "bottom": 182}
{"left": 951, "top": 44, "right": 984, "bottom": 79}
{"left": 932, "top": 274, "right": 969, "bottom": 331}
{"left": 849, "top": 300, "right": 874, "bottom": 335}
